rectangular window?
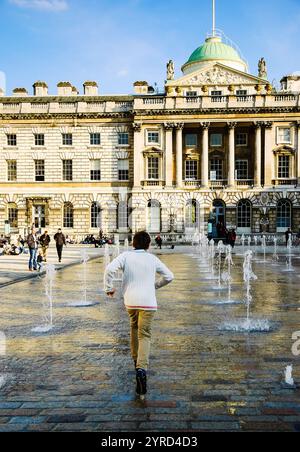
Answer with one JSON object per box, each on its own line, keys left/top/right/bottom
{"left": 185, "top": 134, "right": 198, "bottom": 147}
{"left": 210, "top": 133, "right": 223, "bottom": 147}
{"left": 90, "top": 133, "right": 101, "bottom": 146}
{"left": 211, "top": 90, "right": 222, "bottom": 97}
{"left": 7, "top": 160, "right": 17, "bottom": 182}
{"left": 236, "top": 90, "right": 248, "bottom": 97}
{"left": 277, "top": 127, "right": 291, "bottom": 144}
{"left": 210, "top": 159, "right": 223, "bottom": 180}
{"left": 35, "top": 160, "right": 45, "bottom": 182}
{"left": 186, "top": 91, "right": 198, "bottom": 97}
{"left": 90, "top": 159, "right": 101, "bottom": 181}
{"left": 185, "top": 160, "right": 198, "bottom": 180}
{"left": 118, "top": 159, "right": 129, "bottom": 181}
{"left": 7, "top": 134, "right": 17, "bottom": 146}
{"left": 235, "top": 160, "right": 248, "bottom": 180}
{"left": 34, "top": 134, "right": 45, "bottom": 146}
{"left": 148, "top": 157, "right": 159, "bottom": 180}
{"left": 8, "top": 207, "right": 18, "bottom": 228}
{"left": 236, "top": 132, "right": 248, "bottom": 146}
{"left": 63, "top": 160, "right": 73, "bottom": 181}
{"left": 118, "top": 132, "right": 129, "bottom": 146}
{"left": 147, "top": 131, "right": 160, "bottom": 145}
{"left": 278, "top": 155, "right": 290, "bottom": 179}
{"left": 62, "top": 133, "right": 73, "bottom": 146}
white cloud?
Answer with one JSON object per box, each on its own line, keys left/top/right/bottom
{"left": 9, "top": 0, "right": 69, "bottom": 12}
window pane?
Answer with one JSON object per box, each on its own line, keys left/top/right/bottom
{"left": 185, "top": 200, "right": 198, "bottom": 229}
{"left": 236, "top": 133, "right": 248, "bottom": 146}
{"left": 90, "top": 133, "right": 101, "bottom": 146}
{"left": 147, "top": 132, "right": 160, "bottom": 144}
{"left": 63, "top": 160, "right": 73, "bottom": 181}
{"left": 90, "top": 159, "right": 101, "bottom": 181}
{"left": 35, "top": 160, "right": 45, "bottom": 182}
{"left": 35, "top": 134, "right": 45, "bottom": 146}
{"left": 186, "top": 91, "right": 198, "bottom": 97}
{"left": 148, "top": 157, "right": 159, "bottom": 179}
{"left": 118, "top": 159, "right": 129, "bottom": 181}
{"left": 118, "top": 133, "right": 129, "bottom": 145}
{"left": 118, "top": 202, "right": 128, "bottom": 229}
{"left": 7, "top": 160, "right": 17, "bottom": 181}
{"left": 63, "top": 203, "right": 74, "bottom": 228}
{"left": 237, "top": 200, "right": 251, "bottom": 228}
{"left": 185, "top": 160, "right": 198, "bottom": 180}
{"left": 185, "top": 134, "right": 197, "bottom": 146}
{"left": 210, "top": 134, "right": 222, "bottom": 147}
{"left": 62, "top": 133, "right": 73, "bottom": 146}
{"left": 210, "top": 159, "right": 223, "bottom": 180}
{"left": 235, "top": 160, "right": 248, "bottom": 180}
{"left": 278, "top": 128, "right": 291, "bottom": 143}
{"left": 7, "top": 134, "right": 17, "bottom": 146}
{"left": 277, "top": 200, "right": 291, "bottom": 228}
{"left": 91, "top": 202, "right": 102, "bottom": 229}
{"left": 278, "top": 155, "right": 290, "bottom": 178}
{"left": 8, "top": 206, "right": 18, "bottom": 228}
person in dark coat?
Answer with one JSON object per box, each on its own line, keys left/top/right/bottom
{"left": 155, "top": 234, "right": 163, "bottom": 250}
{"left": 54, "top": 229, "right": 66, "bottom": 263}
{"left": 27, "top": 228, "right": 39, "bottom": 271}
{"left": 39, "top": 230, "right": 51, "bottom": 262}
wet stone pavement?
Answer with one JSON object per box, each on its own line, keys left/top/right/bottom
{"left": 0, "top": 249, "right": 300, "bottom": 432}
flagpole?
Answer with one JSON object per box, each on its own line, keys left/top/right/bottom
{"left": 212, "top": 0, "right": 216, "bottom": 37}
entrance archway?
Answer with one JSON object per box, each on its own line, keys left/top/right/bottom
{"left": 212, "top": 199, "right": 226, "bottom": 238}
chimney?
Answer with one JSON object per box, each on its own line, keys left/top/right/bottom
{"left": 133, "top": 81, "right": 149, "bottom": 95}
{"left": 71, "top": 86, "right": 79, "bottom": 96}
{"left": 12, "top": 88, "right": 28, "bottom": 97}
{"left": 33, "top": 81, "right": 48, "bottom": 96}
{"left": 57, "top": 81, "right": 73, "bottom": 96}
{"left": 83, "top": 81, "right": 99, "bottom": 96}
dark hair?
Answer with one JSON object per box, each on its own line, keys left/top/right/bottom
{"left": 133, "top": 231, "right": 151, "bottom": 250}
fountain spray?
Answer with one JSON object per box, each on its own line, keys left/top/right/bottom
{"left": 32, "top": 264, "right": 56, "bottom": 333}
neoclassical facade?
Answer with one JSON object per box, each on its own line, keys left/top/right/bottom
{"left": 1, "top": 33, "right": 300, "bottom": 238}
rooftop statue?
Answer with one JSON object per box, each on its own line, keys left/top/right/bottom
{"left": 167, "top": 60, "right": 175, "bottom": 80}
{"left": 258, "top": 57, "right": 267, "bottom": 79}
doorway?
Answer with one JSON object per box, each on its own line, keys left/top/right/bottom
{"left": 212, "top": 200, "right": 226, "bottom": 238}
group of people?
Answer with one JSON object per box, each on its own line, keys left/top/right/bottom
{"left": 0, "top": 234, "right": 26, "bottom": 256}
{"left": 82, "top": 231, "right": 113, "bottom": 248}
{"left": 26, "top": 228, "right": 66, "bottom": 272}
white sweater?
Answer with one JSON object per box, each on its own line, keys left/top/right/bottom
{"left": 104, "top": 250, "right": 174, "bottom": 311}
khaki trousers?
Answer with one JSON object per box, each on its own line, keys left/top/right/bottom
{"left": 127, "top": 310, "right": 155, "bottom": 371}
{"left": 41, "top": 246, "right": 48, "bottom": 261}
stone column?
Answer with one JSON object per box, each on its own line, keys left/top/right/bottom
{"left": 175, "top": 123, "right": 184, "bottom": 188}
{"left": 296, "top": 121, "right": 300, "bottom": 185}
{"left": 227, "top": 122, "right": 237, "bottom": 187}
{"left": 133, "top": 123, "right": 143, "bottom": 188}
{"left": 164, "top": 123, "right": 174, "bottom": 187}
{"left": 254, "top": 122, "right": 263, "bottom": 187}
{"left": 201, "top": 123, "right": 210, "bottom": 188}
{"left": 264, "top": 122, "right": 274, "bottom": 186}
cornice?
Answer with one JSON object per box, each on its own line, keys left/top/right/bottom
{"left": 0, "top": 112, "right": 133, "bottom": 120}
{"left": 134, "top": 106, "right": 300, "bottom": 116}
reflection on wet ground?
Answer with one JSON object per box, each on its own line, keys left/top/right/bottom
{"left": 0, "top": 250, "right": 300, "bottom": 432}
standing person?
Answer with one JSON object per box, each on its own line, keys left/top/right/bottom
{"left": 228, "top": 229, "right": 237, "bottom": 249}
{"left": 54, "top": 228, "right": 66, "bottom": 263}
{"left": 104, "top": 231, "right": 174, "bottom": 399}
{"left": 285, "top": 228, "right": 293, "bottom": 247}
{"left": 39, "top": 230, "right": 51, "bottom": 262}
{"left": 155, "top": 234, "right": 163, "bottom": 250}
{"left": 27, "top": 228, "right": 39, "bottom": 272}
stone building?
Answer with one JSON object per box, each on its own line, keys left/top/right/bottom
{"left": 1, "top": 31, "right": 300, "bottom": 239}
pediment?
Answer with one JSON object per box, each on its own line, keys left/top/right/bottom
{"left": 167, "top": 63, "right": 268, "bottom": 87}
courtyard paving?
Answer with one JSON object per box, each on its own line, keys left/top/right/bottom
{"left": 0, "top": 246, "right": 300, "bottom": 432}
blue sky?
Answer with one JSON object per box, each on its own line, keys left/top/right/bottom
{"left": 1, "top": 0, "right": 300, "bottom": 95}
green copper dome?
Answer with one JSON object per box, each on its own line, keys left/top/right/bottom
{"left": 182, "top": 36, "right": 248, "bottom": 74}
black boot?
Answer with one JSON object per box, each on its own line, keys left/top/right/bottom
{"left": 136, "top": 368, "right": 147, "bottom": 397}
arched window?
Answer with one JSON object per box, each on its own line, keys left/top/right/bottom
{"left": 8, "top": 203, "right": 18, "bottom": 229}
{"left": 185, "top": 199, "right": 199, "bottom": 230}
{"left": 91, "top": 202, "right": 102, "bottom": 229}
{"left": 147, "top": 200, "right": 161, "bottom": 233}
{"left": 277, "top": 199, "right": 292, "bottom": 230}
{"left": 63, "top": 202, "right": 74, "bottom": 228}
{"left": 118, "top": 201, "right": 129, "bottom": 230}
{"left": 237, "top": 200, "right": 252, "bottom": 230}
